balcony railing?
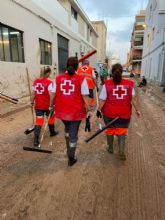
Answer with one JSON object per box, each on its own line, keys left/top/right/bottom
{"left": 134, "top": 41, "right": 143, "bottom": 46}
{"left": 132, "top": 56, "right": 142, "bottom": 60}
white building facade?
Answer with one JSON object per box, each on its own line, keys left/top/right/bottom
{"left": 0, "top": 0, "right": 98, "bottom": 97}
{"left": 110, "top": 54, "right": 120, "bottom": 67}
{"left": 91, "top": 21, "right": 107, "bottom": 63}
{"left": 141, "top": 0, "right": 165, "bottom": 85}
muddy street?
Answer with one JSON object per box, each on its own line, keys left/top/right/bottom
{"left": 0, "top": 90, "right": 165, "bottom": 220}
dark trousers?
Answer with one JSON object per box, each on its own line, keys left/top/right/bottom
{"left": 62, "top": 120, "right": 81, "bottom": 143}
{"left": 35, "top": 109, "right": 50, "bottom": 117}
{"left": 88, "top": 89, "right": 94, "bottom": 98}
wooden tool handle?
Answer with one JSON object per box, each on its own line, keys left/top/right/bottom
{"left": 0, "top": 95, "right": 18, "bottom": 104}
{"left": 26, "top": 68, "right": 35, "bottom": 123}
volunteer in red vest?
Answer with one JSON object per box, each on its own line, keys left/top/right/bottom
{"left": 77, "top": 59, "right": 97, "bottom": 106}
{"left": 97, "top": 63, "right": 140, "bottom": 160}
{"left": 31, "top": 66, "right": 58, "bottom": 147}
{"left": 50, "top": 57, "right": 92, "bottom": 166}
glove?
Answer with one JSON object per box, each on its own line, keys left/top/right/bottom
{"left": 85, "top": 116, "right": 91, "bottom": 132}
{"left": 96, "top": 110, "right": 102, "bottom": 118}
{"left": 96, "top": 87, "right": 99, "bottom": 92}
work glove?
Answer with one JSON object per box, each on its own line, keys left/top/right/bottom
{"left": 96, "top": 110, "right": 102, "bottom": 118}
{"left": 85, "top": 116, "right": 91, "bottom": 132}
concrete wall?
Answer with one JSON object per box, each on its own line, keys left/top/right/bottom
{"left": 32, "top": 0, "right": 69, "bottom": 26}
{"left": 142, "top": 0, "right": 165, "bottom": 85}
{"left": 0, "top": 0, "right": 97, "bottom": 98}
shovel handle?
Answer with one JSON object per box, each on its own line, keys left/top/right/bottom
{"left": 85, "top": 117, "right": 119, "bottom": 143}
{"left": 26, "top": 68, "right": 35, "bottom": 123}
{"left": 0, "top": 95, "right": 18, "bottom": 104}
{"left": 0, "top": 92, "right": 18, "bottom": 103}
{"left": 39, "top": 110, "right": 53, "bottom": 145}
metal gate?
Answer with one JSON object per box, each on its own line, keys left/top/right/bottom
{"left": 57, "top": 34, "right": 69, "bottom": 73}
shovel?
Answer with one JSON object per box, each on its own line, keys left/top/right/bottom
{"left": 85, "top": 117, "right": 119, "bottom": 143}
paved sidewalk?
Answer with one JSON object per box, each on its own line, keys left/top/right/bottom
{"left": 138, "top": 83, "right": 165, "bottom": 109}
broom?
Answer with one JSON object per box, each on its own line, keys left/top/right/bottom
{"left": 23, "top": 110, "right": 53, "bottom": 153}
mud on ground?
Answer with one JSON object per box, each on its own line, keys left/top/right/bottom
{"left": 0, "top": 90, "right": 165, "bottom": 220}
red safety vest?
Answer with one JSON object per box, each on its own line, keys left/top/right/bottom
{"left": 77, "top": 65, "right": 95, "bottom": 89}
{"left": 54, "top": 73, "right": 86, "bottom": 121}
{"left": 33, "top": 77, "right": 52, "bottom": 110}
{"left": 102, "top": 79, "right": 134, "bottom": 119}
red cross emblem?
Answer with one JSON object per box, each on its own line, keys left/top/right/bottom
{"left": 113, "top": 85, "right": 127, "bottom": 99}
{"left": 60, "top": 80, "right": 75, "bottom": 95}
{"left": 81, "top": 66, "right": 88, "bottom": 72}
{"left": 34, "top": 83, "right": 44, "bottom": 94}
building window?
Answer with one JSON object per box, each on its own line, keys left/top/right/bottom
{"left": 87, "top": 26, "right": 90, "bottom": 41}
{"left": 71, "top": 6, "right": 77, "bottom": 20}
{"left": 134, "top": 36, "right": 143, "bottom": 46}
{"left": 57, "top": 34, "right": 69, "bottom": 73}
{"left": 0, "top": 23, "right": 24, "bottom": 62}
{"left": 39, "top": 39, "right": 52, "bottom": 65}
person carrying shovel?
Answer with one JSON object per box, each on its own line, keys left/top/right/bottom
{"left": 31, "top": 66, "right": 58, "bottom": 147}
{"left": 97, "top": 63, "right": 141, "bottom": 160}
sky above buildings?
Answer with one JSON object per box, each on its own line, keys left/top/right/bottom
{"left": 78, "top": 0, "right": 149, "bottom": 64}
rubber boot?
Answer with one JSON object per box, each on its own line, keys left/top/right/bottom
{"left": 65, "top": 133, "right": 70, "bottom": 157}
{"left": 68, "top": 142, "right": 77, "bottom": 166}
{"left": 106, "top": 135, "right": 114, "bottom": 154}
{"left": 118, "top": 134, "right": 126, "bottom": 160}
{"left": 48, "top": 124, "right": 59, "bottom": 137}
{"left": 34, "top": 125, "right": 42, "bottom": 146}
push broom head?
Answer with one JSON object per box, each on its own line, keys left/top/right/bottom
{"left": 23, "top": 145, "right": 52, "bottom": 154}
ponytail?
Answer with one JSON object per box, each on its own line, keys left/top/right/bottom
{"left": 66, "top": 57, "right": 78, "bottom": 76}
{"left": 111, "top": 63, "right": 123, "bottom": 84}
{"left": 40, "top": 66, "right": 51, "bottom": 78}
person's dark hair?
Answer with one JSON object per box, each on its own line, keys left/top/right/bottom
{"left": 40, "top": 66, "right": 51, "bottom": 77}
{"left": 44, "top": 66, "right": 51, "bottom": 75}
{"left": 66, "top": 57, "right": 78, "bottom": 76}
{"left": 111, "top": 63, "right": 123, "bottom": 84}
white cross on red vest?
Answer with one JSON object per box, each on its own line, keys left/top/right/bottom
{"left": 34, "top": 83, "right": 44, "bottom": 94}
{"left": 81, "top": 66, "right": 88, "bottom": 72}
{"left": 60, "top": 80, "right": 75, "bottom": 95}
{"left": 113, "top": 85, "right": 127, "bottom": 99}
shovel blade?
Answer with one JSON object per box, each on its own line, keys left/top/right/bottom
{"left": 23, "top": 146, "right": 52, "bottom": 154}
